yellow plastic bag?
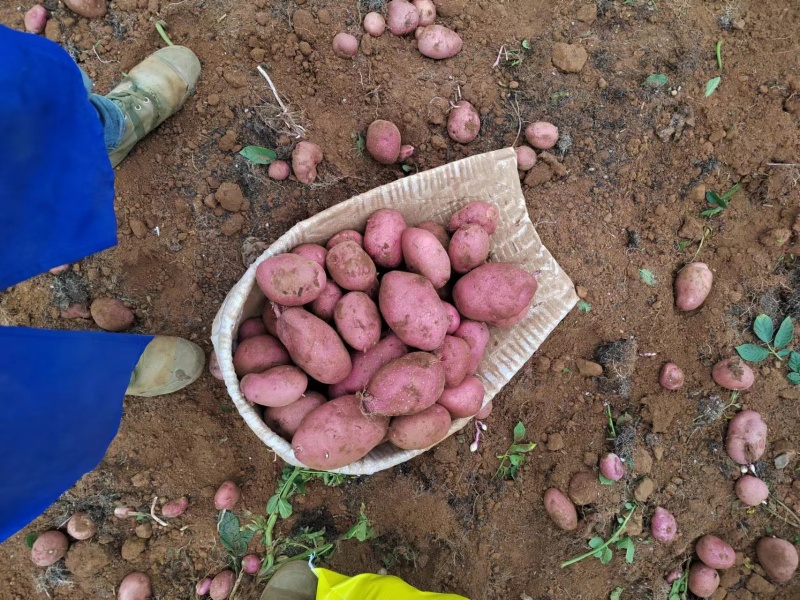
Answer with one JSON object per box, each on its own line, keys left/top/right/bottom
{"left": 314, "top": 568, "right": 469, "bottom": 600}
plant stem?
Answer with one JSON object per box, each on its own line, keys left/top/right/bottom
{"left": 561, "top": 505, "right": 637, "bottom": 568}
{"left": 155, "top": 21, "right": 174, "bottom": 46}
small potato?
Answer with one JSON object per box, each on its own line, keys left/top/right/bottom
{"left": 327, "top": 230, "right": 364, "bottom": 249}
{"left": 442, "top": 302, "right": 460, "bottom": 334}
{"left": 66, "top": 512, "right": 97, "bottom": 540}
{"left": 726, "top": 409, "right": 767, "bottom": 464}
{"left": 232, "top": 335, "right": 290, "bottom": 378}
{"left": 543, "top": 488, "right": 578, "bottom": 531}
{"left": 434, "top": 335, "right": 471, "bottom": 388}
{"left": 91, "top": 297, "right": 134, "bottom": 331}
{"left": 31, "top": 530, "right": 68, "bottom": 567}
{"left": 735, "top": 475, "right": 769, "bottom": 507}
{"left": 291, "top": 243, "right": 327, "bottom": 268}
{"left": 416, "top": 221, "right": 450, "bottom": 249}
{"left": 387, "top": 0, "right": 419, "bottom": 35}
{"left": 712, "top": 357, "right": 754, "bottom": 391}
{"left": 515, "top": 145, "right": 537, "bottom": 171}
{"left": 326, "top": 241, "right": 378, "bottom": 292}
{"left": 524, "top": 121, "right": 559, "bottom": 149}
{"left": 366, "top": 120, "right": 402, "bottom": 165}
{"left": 674, "top": 262, "right": 713, "bottom": 311}
{"left": 688, "top": 562, "right": 720, "bottom": 598}
{"left": 277, "top": 308, "right": 352, "bottom": 384}
{"left": 363, "top": 11, "right": 385, "bottom": 36}
{"left": 291, "top": 141, "right": 323, "bottom": 184}
{"left": 118, "top": 572, "right": 152, "bottom": 600}
{"left": 210, "top": 570, "right": 235, "bottom": 600}
{"left": 651, "top": 507, "right": 677, "bottom": 543}
{"left": 413, "top": 0, "right": 436, "bottom": 25}
{"left": 240, "top": 365, "right": 308, "bottom": 407}
{"left": 329, "top": 333, "right": 408, "bottom": 398}
{"left": 267, "top": 160, "right": 290, "bottom": 181}
{"left": 161, "top": 497, "right": 189, "bottom": 518}
{"left": 416, "top": 24, "right": 463, "bottom": 59}
{"left": 447, "top": 100, "right": 481, "bottom": 144}
{"left": 449, "top": 223, "right": 490, "bottom": 273}
{"left": 379, "top": 271, "right": 449, "bottom": 350}
{"left": 454, "top": 320, "right": 490, "bottom": 375}
{"left": 389, "top": 404, "right": 451, "bottom": 449}
{"left": 364, "top": 208, "right": 407, "bottom": 268}
{"left": 332, "top": 32, "right": 358, "bottom": 59}
{"left": 696, "top": 535, "right": 736, "bottom": 569}
{"left": 437, "top": 375, "right": 485, "bottom": 418}
{"left": 209, "top": 350, "right": 224, "bottom": 380}
{"left": 756, "top": 537, "right": 798, "bottom": 584}
{"left": 196, "top": 578, "right": 212, "bottom": 596}
{"left": 214, "top": 481, "right": 241, "bottom": 510}
{"left": 25, "top": 5, "right": 48, "bottom": 34}
{"left": 238, "top": 317, "right": 267, "bottom": 341}
{"left": 399, "top": 144, "right": 415, "bottom": 161}
{"left": 292, "top": 395, "right": 389, "bottom": 469}
{"left": 448, "top": 201, "right": 499, "bottom": 235}
{"left": 659, "top": 362, "right": 684, "bottom": 390}
{"left": 453, "top": 263, "right": 538, "bottom": 324}
{"left": 568, "top": 471, "right": 601, "bottom": 506}
{"left": 364, "top": 352, "right": 446, "bottom": 416}
{"left": 334, "top": 292, "right": 381, "bottom": 351}
{"left": 256, "top": 253, "right": 326, "bottom": 306}
{"left": 475, "top": 399, "right": 493, "bottom": 419}
{"left": 264, "top": 392, "right": 327, "bottom": 440}
{"left": 309, "top": 280, "right": 344, "bottom": 321}
{"left": 401, "top": 227, "right": 451, "bottom": 289}
{"left": 599, "top": 453, "right": 624, "bottom": 481}
{"left": 242, "top": 555, "right": 261, "bottom": 575}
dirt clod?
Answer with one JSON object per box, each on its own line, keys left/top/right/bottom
{"left": 121, "top": 538, "right": 146, "bottom": 561}
{"left": 551, "top": 43, "right": 588, "bottom": 73}
{"left": 215, "top": 182, "right": 245, "bottom": 212}
{"left": 634, "top": 477, "right": 655, "bottom": 502}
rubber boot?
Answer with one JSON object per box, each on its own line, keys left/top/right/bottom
{"left": 125, "top": 336, "right": 205, "bottom": 397}
{"left": 261, "top": 562, "right": 318, "bottom": 600}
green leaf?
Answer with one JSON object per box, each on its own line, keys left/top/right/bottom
{"left": 509, "top": 442, "right": 535, "bottom": 454}
{"left": 753, "top": 314, "right": 774, "bottom": 343}
{"left": 787, "top": 372, "right": 800, "bottom": 385}
{"left": 610, "top": 586, "right": 624, "bottom": 600}
{"left": 401, "top": 164, "right": 412, "bottom": 173}
{"left": 599, "top": 474, "right": 616, "bottom": 485}
{"left": 508, "top": 454, "right": 524, "bottom": 466}
{"left": 624, "top": 502, "right": 634, "bottom": 510}
{"left": 705, "top": 76, "right": 721, "bottom": 96}
{"left": 513, "top": 421, "right": 525, "bottom": 443}
{"left": 600, "top": 547, "right": 613, "bottom": 564}
{"left": 789, "top": 351, "right": 800, "bottom": 372}
{"left": 588, "top": 536, "right": 604, "bottom": 549}
{"left": 638, "top": 269, "right": 657, "bottom": 287}
{"left": 700, "top": 207, "right": 723, "bottom": 217}
{"left": 521, "top": 39, "right": 531, "bottom": 50}
{"left": 778, "top": 348, "right": 792, "bottom": 358}
{"left": 644, "top": 73, "right": 668, "bottom": 88}
{"left": 24, "top": 532, "right": 38, "bottom": 549}
{"left": 266, "top": 495, "right": 280, "bottom": 515}
{"left": 706, "top": 190, "right": 722, "bottom": 205}
{"left": 616, "top": 537, "right": 635, "bottom": 563}
{"left": 277, "top": 498, "right": 293, "bottom": 519}
{"left": 218, "top": 511, "right": 252, "bottom": 557}
{"left": 342, "top": 505, "right": 377, "bottom": 542}
{"left": 721, "top": 183, "right": 740, "bottom": 201}
{"left": 736, "top": 344, "right": 770, "bottom": 363}
{"left": 774, "top": 316, "right": 794, "bottom": 349}
{"left": 577, "top": 300, "right": 592, "bottom": 313}
{"left": 239, "top": 145, "right": 277, "bottom": 165}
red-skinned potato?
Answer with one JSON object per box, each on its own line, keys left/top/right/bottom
{"left": 363, "top": 11, "right": 385, "bottom": 36}
{"left": 329, "top": 333, "right": 408, "bottom": 399}
{"left": 688, "top": 562, "right": 719, "bottom": 598}
{"left": 416, "top": 221, "right": 450, "bottom": 249}
{"left": 262, "top": 303, "right": 279, "bottom": 336}
{"left": 264, "top": 392, "right": 327, "bottom": 440}
{"left": 696, "top": 535, "right": 736, "bottom": 569}
{"left": 599, "top": 453, "right": 624, "bottom": 481}
{"left": 453, "top": 263, "right": 538, "bottom": 324}
{"left": 651, "top": 507, "right": 677, "bottom": 543}
{"left": 209, "top": 350, "right": 224, "bottom": 380}
{"left": 238, "top": 317, "right": 267, "bottom": 341}
{"left": 712, "top": 357, "right": 754, "bottom": 391}
{"left": 389, "top": 404, "right": 451, "bottom": 449}
{"left": 292, "top": 395, "right": 389, "bottom": 469}
{"left": 366, "top": 120, "right": 402, "bottom": 165}
{"left": 515, "top": 145, "right": 537, "bottom": 171}
{"left": 543, "top": 488, "right": 578, "bottom": 531}
{"left": 25, "top": 5, "right": 48, "bottom": 34}
{"left": 214, "top": 481, "right": 241, "bottom": 510}
{"left": 412, "top": 0, "right": 436, "bottom": 25}
{"left": 66, "top": 511, "right": 96, "bottom": 540}
{"left": 524, "top": 121, "right": 559, "bottom": 149}
{"left": 387, "top": 0, "right": 419, "bottom": 35}
{"left": 475, "top": 399, "right": 492, "bottom": 419}
{"left": 309, "top": 280, "right": 344, "bottom": 321}
{"left": 267, "top": 160, "right": 290, "bottom": 181}
{"left": 442, "top": 302, "right": 460, "bottom": 334}
{"left": 399, "top": 144, "right": 415, "bottom": 161}
{"left": 232, "top": 335, "right": 290, "bottom": 378}
{"left": 401, "top": 227, "right": 451, "bottom": 289}
{"left": 91, "top": 297, "right": 134, "bottom": 331}
{"left": 674, "top": 262, "right": 713, "bottom": 311}
{"left": 240, "top": 365, "right": 308, "bottom": 407}
{"left": 454, "top": 320, "right": 490, "bottom": 375}
{"left": 291, "top": 243, "right": 327, "bottom": 268}
{"left": 334, "top": 292, "right": 381, "bottom": 351}
{"left": 31, "top": 530, "right": 68, "bottom": 566}
{"left": 756, "top": 537, "right": 798, "bottom": 584}
{"left": 364, "top": 352, "right": 446, "bottom": 416}
{"left": 210, "top": 570, "right": 235, "bottom": 600}
{"left": 242, "top": 555, "right": 262, "bottom": 575}
{"left": 326, "top": 241, "right": 377, "bottom": 291}
{"left": 332, "top": 32, "right": 358, "bottom": 58}
{"left": 196, "top": 578, "right": 212, "bottom": 597}
{"left": 434, "top": 335, "right": 471, "bottom": 388}
{"left": 448, "top": 201, "right": 499, "bottom": 234}
{"left": 161, "top": 497, "right": 189, "bottom": 518}
{"left": 726, "top": 409, "right": 767, "bottom": 464}
{"left": 364, "top": 208, "right": 407, "bottom": 268}
{"left": 291, "top": 141, "right": 323, "bottom": 184}
{"left": 276, "top": 308, "right": 352, "bottom": 384}
{"left": 118, "top": 572, "right": 152, "bottom": 600}
{"left": 735, "top": 475, "right": 769, "bottom": 507}
{"left": 379, "top": 271, "right": 449, "bottom": 350}
{"left": 449, "top": 223, "right": 490, "bottom": 273}
{"left": 437, "top": 375, "right": 485, "bottom": 418}
{"left": 659, "top": 362, "right": 684, "bottom": 390}
{"left": 326, "top": 230, "right": 363, "bottom": 249}
{"left": 417, "top": 24, "right": 463, "bottom": 59}
{"left": 447, "top": 100, "right": 480, "bottom": 144}
{"left": 256, "top": 254, "right": 326, "bottom": 306}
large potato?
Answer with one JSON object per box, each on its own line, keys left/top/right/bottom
{"left": 238, "top": 317, "right": 267, "bottom": 341}
{"left": 291, "top": 141, "right": 323, "bottom": 184}
{"left": 416, "top": 221, "right": 450, "bottom": 249}
{"left": 31, "top": 530, "right": 68, "bottom": 567}
{"left": 292, "top": 395, "right": 389, "bottom": 469}
{"left": 401, "top": 227, "right": 451, "bottom": 289}
{"left": 756, "top": 537, "right": 798, "bottom": 584}
{"left": 712, "top": 357, "right": 754, "bottom": 391}
{"left": 118, "top": 572, "right": 152, "bottom": 600}
{"left": 454, "top": 320, "right": 490, "bottom": 374}
{"left": 309, "top": 280, "right": 344, "bottom": 322}
{"left": 725, "top": 409, "right": 767, "bottom": 464}
{"left": 334, "top": 292, "right": 382, "bottom": 352}
{"left": 416, "top": 24, "right": 463, "bottom": 59}
{"left": 734, "top": 475, "right": 769, "bottom": 507}
{"left": 366, "top": 120, "right": 402, "bottom": 164}
{"left": 389, "top": 404, "right": 451, "bottom": 450}
{"left": 326, "top": 241, "right": 377, "bottom": 291}
{"left": 448, "top": 223, "right": 490, "bottom": 273}
{"left": 524, "top": 121, "right": 559, "bottom": 149}
{"left": 674, "top": 262, "right": 713, "bottom": 311}
{"left": 434, "top": 335, "right": 471, "bottom": 388}
{"left": 543, "top": 488, "right": 577, "bottom": 531}
{"left": 264, "top": 392, "right": 327, "bottom": 440}
{"left": 233, "top": 335, "right": 291, "bottom": 377}
{"left": 276, "top": 308, "right": 352, "bottom": 384}
{"left": 256, "top": 254, "right": 326, "bottom": 306}
{"left": 326, "top": 230, "right": 363, "bottom": 249}
{"left": 379, "top": 271, "right": 449, "bottom": 350}
{"left": 437, "top": 375, "right": 485, "bottom": 418}
{"left": 329, "top": 333, "right": 408, "bottom": 398}
{"left": 650, "top": 507, "right": 677, "bottom": 543}
{"left": 453, "top": 263, "right": 538, "bottom": 324}
{"left": 688, "top": 562, "right": 719, "bottom": 598}
{"left": 447, "top": 100, "right": 481, "bottom": 144}
{"left": 448, "top": 201, "right": 499, "bottom": 235}
{"left": 332, "top": 32, "right": 358, "bottom": 59}
{"left": 412, "top": 0, "right": 436, "bottom": 26}
{"left": 364, "top": 208, "right": 406, "bottom": 268}
{"left": 240, "top": 365, "right": 308, "bottom": 407}
{"left": 364, "top": 352, "right": 446, "bottom": 416}
{"left": 387, "top": 0, "right": 419, "bottom": 35}
{"left": 695, "top": 535, "right": 736, "bottom": 569}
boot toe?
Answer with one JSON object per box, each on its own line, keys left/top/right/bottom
{"left": 152, "top": 46, "right": 201, "bottom": 89}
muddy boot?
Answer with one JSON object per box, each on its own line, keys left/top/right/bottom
{"left": 125, "top": 335, "right": 205, "bottom": 397}
{"left": 106, "top": 46, "right": 201, "bottom": 167}
{"left": 261, "top": 562, "right": 318, "bottom": 600}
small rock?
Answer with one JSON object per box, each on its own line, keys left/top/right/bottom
{"left": 709, "top": 589, "right": 728, "bottom": 600}
{"left": 538, "top": 152, "right": 567, "bottom": 177}
{"left": 546, "top": 433, "right": 564, "bottom": 452}
{"left": 688, "top": 184, "right": 706, "bottom": 202}
{"left": 135, "top": 523, "right": 153, "bottom": 539}
{"left": 90, "top": 298, "right": 134, "bottom": 332}
{"left": 44, "top": 19, "right": 61, "bottom": 42}
{"left": 583, "top": 452, "right": 598, "bottom": 467}
{"left": 759, "top": 228, "right": 792, "bottom": 247}
{"left": 551, "top": 43, "right": 588, "bottom": 73}
{"left": 221, "top": 213, "right": 245, "bottom": 236}
{"left": 524, "top": 163, "right": 553, "bottom": 187}
{"left": 223, "top": 70, "right": 247, "bottom": 88}
{"left": 129, "top": 219, "right": 147, "bottom": 239}
{"left": 576, "top": 285, "right": 588, "bottom": 299}
{"left": 719, "top": 567, "right": 742, "bottom": 589}
{"left": 708, "top": 130, "right": 726, "bottom": 143}
{"left": 215, "top": 182, "right": 245, "bottom": 212}
{"left": 535, "top": 356, "right": 551, "bottom": 372}
{"left": 207, "top": 94, "right": 220, "bottom": 107}
{"left": 732, "top": 18, "right": 745, "bottom": 30}
{"left": 774, "top": 451, "right": 795, "bottom": 470}
{"left": 121, "top": 538, "right": 146, "bottom": 561}
{"left": 255, "top": 12, "right": 269, "bottom": 25}
{"left": 65, "top": 543, "right": 110, "bottom": 578}
{"left": 576, "top": 4, "right": 597, "bottom": 23}
{"left": 745, "top": 573, "right": 775, "bottom": 596}
{"left": 203, "top": 194, "right": 217, "bottom": 209}
{"left": 250, "top": 48, "right": 266, "bottom": 63}
{"left": 64, "top": 0, "right": 107, "bottom": 19}
{"left": 568, "top": 471, "right": 601, "bottom": 506}
{"left": 625, "top": 510, "right": 643, "bottom": 537}
{"left": 633, "top": 448, "right": 653, "bottom": 474}
{"left": 678, "top": 217, "right": 705, "bottom": 241}
{"left": 575, "top": 359, "right": 603, "bottom": 377}
{"left": 131, "top": 470, "right": 151, "bottom": 487}
{"left": 218, "top": 130, "right": 238, "bottom": 152}
{"left": 298, "top": 41, "right": 313, "bottom": 57}
{"left": 634, "top": 477, "right": 655, "bottom": 502}
{"left": 241, "top": 236, "right": 268, "bottom": 268}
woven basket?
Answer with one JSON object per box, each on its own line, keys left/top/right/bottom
{"left": 211, "top": 147, "right": 578, "bottom": 475}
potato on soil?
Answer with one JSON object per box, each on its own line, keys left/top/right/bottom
{"left": 326, "top": 230, "right": 364, "bottom": 249}
{"left": 264, "top": 392, "right": 326, "bottom": 440}
{"left": 399, "top": 144, "right": 415, "bottom": 160}
{"left": 276, "top": 308, "right": 352, "bottom": 384}
{"left": 651, "top": 507, "right": 677, "bottom": 543}
{"left": 291, "top": 243, "right": 327, "bottom": 268}
{"left": 332, "top": 32, "right": 358, "bottom": 58}
{"left": 401, "top": 227, "right": 451, "bottom": 288}
{"left": 379, "top": 271, "right": 449, "bottom": 350}
{"left": 568, "top": 471, "right": 601, "bottom": 506}
{"left": 366, "top": 120, "right": 402, "bottom": 165}
{"left": 413, "top": 0, "right": 436, "bottom": 25}
{"left": 232, "top": 334, "right": 290, "bottom": 378}
{"left": 238, "top": 317, "right": 267, "bottom": 341}
{"left": 416, "top": 221, "right": 450, "bottom": 249}
{"left": 292, "top": 395, "right": 389, "bottom": 469}
{"left": 364, "top": 352, "right": 446, "bottom": 416}
{"left": 695, "top": 535, "right": 736, "bottom": 569}
{"left": 475, "top": 399, "right": 492, "bottom": 419}
{"left": 442, "top": 302, "right": 460, "bottom": 334}
{"left": 389, "top": 404, "right": 451, "bottom": 450}
{"left": 118, "top": 572, "right": 152, "bottom": 600}
{"left": 756, "top": 537, "right": 798, "bottom": 583}
{"left": 448, "top": 201, "right": 499, "bottom": 235}
{"left": 25, "top": 5, "right": 48, "bottom": 34}
{"left": 291, "top": 141, "right": 323, "bottom": 184}
{"left": 91, "top": 297, "right": 134, "bottom": 331}
{"left": 387, "top": 0, "right": 419, "bottom": 35}
{"left": 268, "top": 160, "right": 291, "bottom": 181}
{"left": 334, "top": 292, "right": 381, "bottom": 352}
{"left": 31, "top": 530, "right": 69, "bottom": 566}
{"left": 210, "top": 570, "right": 235, "bottom": 600}
{"left": 416, "top": 24, "right": 463, "bottom": 59}
{"left": 453, "top": 263, "right": 538, "bottom": 324}
{"left": 449, "top": 223, "right": 490, "bottom": 273}
{"left": 524, "top": 121, "right": 559, "bottom": 149}
{"left": 196, "top": 578, "right": 212, "bottom": 596}
{"left": 214, "top": 481, "right": 241, "bottom": 510}
{"left": 515, "top": 146, "right": 537, "bottom": 170}
{"left": 454, "top": 319, "right": 490, "bottom": 374}
{"left": 242, "top": 555, "right": 261, "bottom": 575}
{"left": 363, "top": 11, "right": 385, "bottom": 36}
{"left": 447, "top": 100, "right": 481, "bottom": 144}
{"left": 161, "top": 497, "right": 189, "bottom": 518}
{"left": 66, "top": 512, "right": 97, "bottom": 540}
{"left": 309, "top": 280, "right": 344, "bottom": 321}
{"left": 434, "top": 335, "right": 471, "bottom": 388}
{"left": 256, "top": 254, "right": 326, "bottom": 306}
{"left": 326, "top": 241, "right": 378, "bottom": 291}
{"left": 543, "top": 488, "right": 578, "bottom": 531}
{"left": 674, "top": 262, "right": 713, "bottom": 311}
{"left": 599, "top": 453, "right": 624, "bottom": 481}
{"left": 437, "top": 375, "right": 485, "bottom": 418}
{"left": 735, "top": 475, "right": 769, "bottom": 506}
{"left": 328, "top": 333, "right": 408, "bottom": 399}
{"left": 712, "top": 357, "right": 754, "bottom": 391}
{"left": 688, "top": 562, "right": 720, "bottom": 598}
{"left": 364, "top": 208, "right": 406, "bottom": 268}
{"left": 240, "top": 365, "right": 308, "bottom": 407}
{"left": 726, "top": 409, "right": 767, "bottom": 464}
{"left": 659, "top": 362, "right": 684, "bottom": 390}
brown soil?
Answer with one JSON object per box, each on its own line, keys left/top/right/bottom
{"left": 2, "top": 1, "right": 800, "bottom": 599}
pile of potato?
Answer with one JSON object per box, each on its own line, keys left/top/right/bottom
{"left": 225, "top": 201, "right": 538, "bottom": 470}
